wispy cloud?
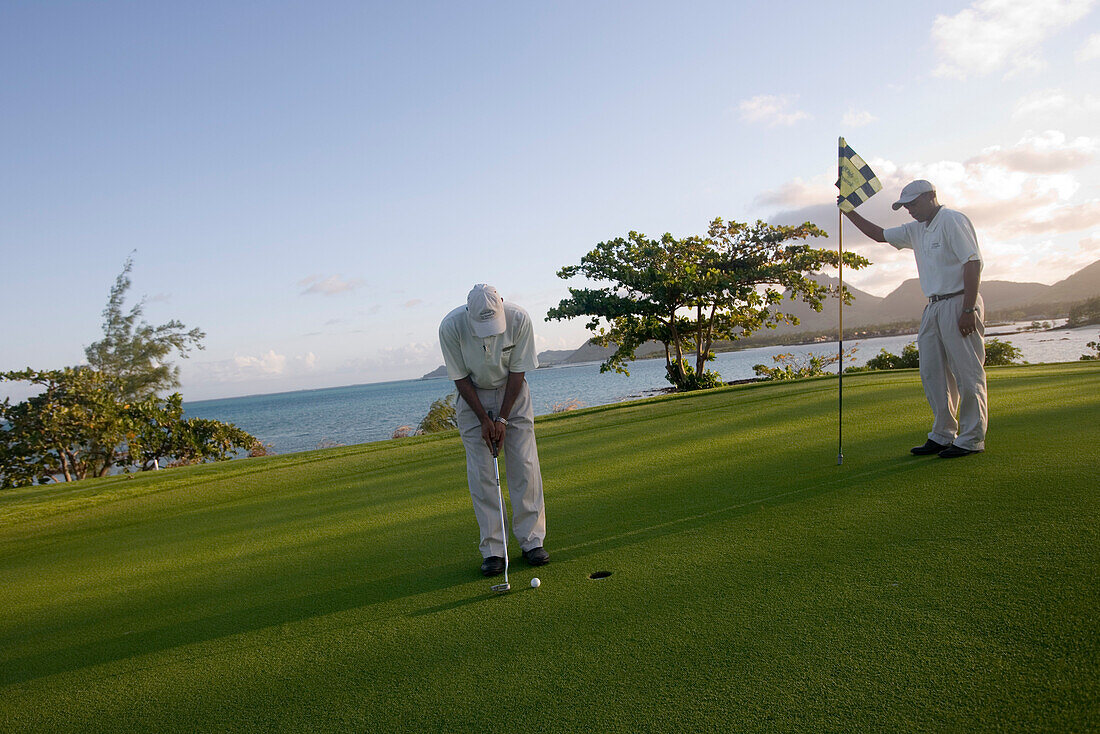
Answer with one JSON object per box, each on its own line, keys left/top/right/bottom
{"left": 192, "top": 350, "right": 318, "bottom": 383}
{"left": 932, "top": 0, "right": 1095, "bottom": 79}
{"left": 739, "top": 95, "right": 810, "bottom": 127}
{"left": 1012, "top": 89, "right": 1100, "bottom": 118}
{"left": 1077, "top": 32, "right": 1100, "bottom": 61}
{"left": 967, "top": 131, "right": 1098, "bottom": 174}
{"left": 299, "top": 274, "right": 364, "bottom": 296}
{"left": 403, "top": 299, "right": 423, "bottom": 308}
{"left": 842, "top": 109, "right": 877, "bottom": 128}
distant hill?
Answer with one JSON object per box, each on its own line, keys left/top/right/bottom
{"left": 421, "top": 260, "right": 1100, "bottom": 375}
{"left": 549, "top": 258, "right": 1100, "bottom": 365}
{"left": 420, "top": 348, "right": 591, "bottom": 379}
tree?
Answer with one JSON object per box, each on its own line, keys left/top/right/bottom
{"left": 548, "top": 218, "right": 869, "bottom": 390}
{"left": 85, "top": 256, "right": 205, "bottom": 401}
{"left": 0, "top": 367, "right": 125, "bottom": 485}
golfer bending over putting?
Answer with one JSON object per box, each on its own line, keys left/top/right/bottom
{"left": 843, "top": 179, "right": 988, "bottom": 458}
{"left": 439, "top": 284, "right": 549, "bottom": 576}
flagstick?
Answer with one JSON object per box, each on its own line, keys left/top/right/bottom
{"left": 838, "top": 207, "right": 844, "bottom": 466}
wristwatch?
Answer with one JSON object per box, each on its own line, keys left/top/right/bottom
{"left": 495, "top": 416, "right": 509, "bottom": 425}
{"left": 962, "top": 307, "right": 977, "bottom": 314}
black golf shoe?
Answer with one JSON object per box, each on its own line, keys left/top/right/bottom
{"left": 910, "top": 439, "right": 949, "bottom": 456}
{"left": 481, "top": 556, "right": 505, "bottom": 576}
{"left": 522, "top": 547, "right": 550, "bottom": 566}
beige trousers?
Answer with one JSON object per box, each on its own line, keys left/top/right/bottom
{"left": 917, "top": 294, "right": 988, "bottom": 451}
{"left": 455, "top": 380, "right": 546, "bottom": 558}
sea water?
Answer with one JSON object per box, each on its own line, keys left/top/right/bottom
{"left": 183, "top": 324, "right": 1099, "bottom": 455}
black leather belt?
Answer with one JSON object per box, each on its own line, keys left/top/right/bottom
{"left": 928, "top": 290, "right": 964, "bottom": 303}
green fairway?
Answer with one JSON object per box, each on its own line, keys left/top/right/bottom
{"left": 1, "top": 363, "right": 1097, "bottom": 732}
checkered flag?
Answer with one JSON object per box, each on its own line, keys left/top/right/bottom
{"left": 836, "top": 137, "right": 881, "bottom": 212}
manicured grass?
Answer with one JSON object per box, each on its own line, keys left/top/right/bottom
{"left": 1, "top": 363, "right": 1097, "bottom": 732}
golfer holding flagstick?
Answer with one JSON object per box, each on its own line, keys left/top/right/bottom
{"left": 439, "top": 284, "right": 549, "bottom": 577}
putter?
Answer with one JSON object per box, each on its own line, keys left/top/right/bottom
{"left": 488, "top": 411, "right": 510, "bottom": 594}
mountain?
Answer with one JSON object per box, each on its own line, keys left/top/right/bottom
{"left": 553, "top": 258, "right": 1100, "bottom": 364}
{"left": 421, "top": 260, "right": 1100, "bottom": 375}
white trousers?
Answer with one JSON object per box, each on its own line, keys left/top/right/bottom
{"left": 455, "top": 380, "right": 546, "bottom": 558}
{"left": 917, "top": 294, "right": 988, "bottom": 451}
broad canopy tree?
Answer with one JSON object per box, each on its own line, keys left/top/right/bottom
{"left": 548, "top": 218, "right": 870, "bottom": 390}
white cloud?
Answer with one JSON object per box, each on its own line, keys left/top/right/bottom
{"left": 842, "top": 109, "right": 877, "bottom": 127}
{"left": 758, "top": 135, "right": 1100, "bottom": 292}
{"left": 234, "top": 350, "right": 287, "bottom": 375}
{"left": 1077, "top": 32, "right": 1100, "bottom": 60}
{"left": 1012, "top": 89, "right": 1100, "bottom": 118}
{"left": 932, "top": 0, "right": 1095, "bottom": 79}
{"left": 403, "top": 299, "right": 423, "bottom": 308}
{"left": 299, "top": 274, "right": 364, "bottom": 296}
{"left": 967, "top": 130, "right": 1099, "bottom": 173}
{"left": 739, "top": 95, "right": 810, "bottom": 127}
{"left": 188, "top": 349, "right": 319, "bottom": 386}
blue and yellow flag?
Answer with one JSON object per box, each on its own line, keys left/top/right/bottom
{"left": 836, "top": 137, "right": 881, "bottom": 212}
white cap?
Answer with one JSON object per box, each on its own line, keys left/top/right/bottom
{"left": 466, "top": 284, "right": 506, "bottom": 337}
{"left": 892, "top": 179, "right": 936, "bottom": 210}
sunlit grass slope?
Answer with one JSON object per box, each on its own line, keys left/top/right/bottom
{"left": 1, "top": 362, "right": 1097, "bottom": 732}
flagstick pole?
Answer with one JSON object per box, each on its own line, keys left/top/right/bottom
{"left": 838, "top": 207, "right": 844, "bottom": 466}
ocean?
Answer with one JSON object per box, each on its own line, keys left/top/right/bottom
{"left": 183, "top": 323, "right": 1099, "bottom": 455}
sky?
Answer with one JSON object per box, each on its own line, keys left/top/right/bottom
{"left": 2, "top": 0, "right": 1098, "bottom": 401}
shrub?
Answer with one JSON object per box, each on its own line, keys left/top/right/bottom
{"left": 984, "top": 338, "right": 1022, "bottom": 366}
{"left": 1081, "top": 334, "right": 1100, "bottom": 361}
{"left": 418, "top": 393, "right": 458, "bottom": 433}
{"left": 754, "top": 348, "right": 856, "bottom": 381}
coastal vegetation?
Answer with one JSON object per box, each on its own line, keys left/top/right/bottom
{"left": 843, "top": 337, "right": 1022, "bottom": 375}
{"left": 547, "top": 217, "right": 868, "bottom": 391}
{"left": 1, "top": 363, "right": 1096, "bottom": 731}
{"left": 0, "top": 259, "right": 259, "bottom": 488}
{"left": 1067, "top": 295, "right": 1100, "bottom": 327}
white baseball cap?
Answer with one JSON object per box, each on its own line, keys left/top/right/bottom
{"left": 892, "top": 179, "right": 936, "bottom": 210}
{"left": 466, "top": 284, "right": 506, "bottom": 337}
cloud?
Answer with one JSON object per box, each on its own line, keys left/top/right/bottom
{"left": 299, "top": 274, "right": 364, "bottom": 296}
{"left": 967, "top": 131, "right": 1098, "bottom": 173}
{"left": 1078, "top": 32, "right": 1100, "bottom": 61}
{"left": 403, "top": 299, "right": 423, "bottom": 308}
{"left": 739, "top": 95, "right": 810, "bottom": 127}
{"left": 190, "top": 350, "right": 318, "bottom": 384}
{"left": 932, "top": 0, "right": 1095, "bottom": 79}
{"left": 842, "top": 109, "right": 877, "bottom": 128}
{"left": 234, "top": 350, "right": 287, "bottom": 375}
{"left": 757, "top": 135, "right": 1100, "bottom": 292}
{"left": 1012, "top": 89, "right": 1100, "bottom": 118}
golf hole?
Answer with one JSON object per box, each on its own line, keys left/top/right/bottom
{"left": 588, "top": 571, "right": 613, "bottom": 580}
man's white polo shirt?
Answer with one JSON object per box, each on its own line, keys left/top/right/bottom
{"left": 884, "top": 207, "right": 982, "bottom": 298}
{"left": 439, "top": 301, "right": 539, "bottom": 389}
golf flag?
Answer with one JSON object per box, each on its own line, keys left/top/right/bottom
{"left": 836, "top": 137, "right": 881, "bottom": 212}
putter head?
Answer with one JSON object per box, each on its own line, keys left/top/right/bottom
{"left": 490, "top": 582, "right": 511, "bottom": 594}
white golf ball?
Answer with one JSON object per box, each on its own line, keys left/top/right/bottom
{"left": 531, "top": 577, "right": 541, "bottom": 588}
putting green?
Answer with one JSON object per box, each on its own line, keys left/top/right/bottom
{"left": 1, "top": 362, "right": 1097, "bottom": 732}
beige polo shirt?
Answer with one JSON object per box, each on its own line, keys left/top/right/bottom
{"left": 439, "top": 301, "right": 539, "bottom": 389}
{"left": 884, "top": 207, "right": 983, "bottom": 298}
